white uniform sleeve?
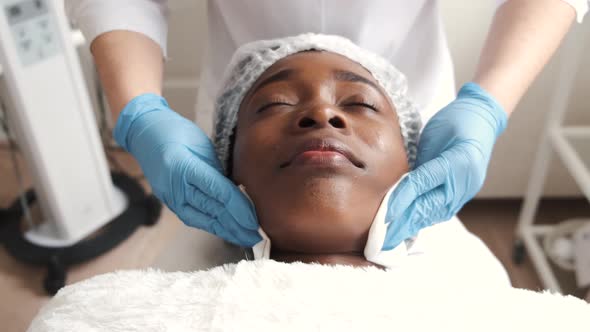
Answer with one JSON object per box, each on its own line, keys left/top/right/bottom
{"left": 64, "top": 0, "right": 169, "bottom": 57}
{"left": 496, "top": 0, "right": 588, "bottom": 23}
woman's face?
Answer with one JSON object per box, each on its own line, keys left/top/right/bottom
{"left": 232, "top": 51, "right": 408, "bottom": 254}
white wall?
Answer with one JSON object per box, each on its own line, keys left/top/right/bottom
{"left": 161, "top": 1, "right": 206, "bottom": 120}
{"left": 2, "top": 0, "right": 589, "bottom": 198}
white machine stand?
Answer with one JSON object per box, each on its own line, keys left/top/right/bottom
{"left": 514, "top": 22, "right": 590, "bottom": 293}
{"left": 0, "top": 0, "right": 160, "bottom": 295}
{"left": 0, "top": 0, "right": 127, "bottom": 245}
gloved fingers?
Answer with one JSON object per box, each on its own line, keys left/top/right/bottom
{"left": 177, "top": 205, "right": 215, "bottom": 231}
{"left": 382, "top": 208, "right": 419, "bottom": 251}
{"left": 186, "top": 185, "right": 260, "bottom": 241}
{"left": 186, "top": 162, "right": 233, "bottom": 203}
{"left": 386, "top": 176, "right": 416, "bottom": 225}
{"left": 175, "top": 205, "right": 239, "bottom": 244}
{"left": 187, "top": 182, "right": 259, "bottom": 231}
{"left": 212, "top": 217, "right": 262, "bottom": 248}
{"left": 183, "top": 135, "right": 225, "bottom": 174}
{"left": 222, "top": 187, "right": 259, "bottom": 231}
{"left": 407, "top": 157, "right": 450, "bottom": 196}
{"left": 405, "top": 186, "right": 451, "bottom": 227}
{"left": 210, "top": 222, "right": 245, "bottom": 246}
{"left": 387, "top": 158, "right": 449, "bottom": 223}
{"left": 208, "top": 215, "right": 262, "bottom": 247}
{"left": 193, "top": 149, "right": 224, "bottom": 174}
{"left": 382, "top": 186, "right": 449, "bottom": 251}
{"left": 186, "top": 164, "right": 259, "bottom": 231}
{"left": 178, "top": 204, "right": 261, "bottom": 246}
{"left": 186, "top": 185, "right": 225, "bottom": 218}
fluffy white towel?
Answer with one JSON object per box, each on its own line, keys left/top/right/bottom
{"left": 28, "top": 259, "right": 590, "bottom": 332}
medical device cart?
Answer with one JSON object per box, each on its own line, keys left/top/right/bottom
{"left": 0, "top": 0, "right": 161, "bottom": 295}
{"left": 513, "top": 22, "right": 590, "bottom": 293}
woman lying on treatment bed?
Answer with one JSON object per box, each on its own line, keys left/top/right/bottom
{"left": 28, "top": 34, "right": 590, "bottom": 331}
{"left": 226, "top": 37, "right": 417, "bottom": 266}
{"left": 213, "top": 33, "right": 499, "bottom": 269}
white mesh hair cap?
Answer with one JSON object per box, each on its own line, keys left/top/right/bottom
{"left": 213, "top": 33, "right": 422, "bottom": 173}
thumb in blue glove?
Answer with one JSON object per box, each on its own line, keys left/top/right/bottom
{"left": 114, "top": 93, "right": 262, "bottom": 247}
{"left": 382, "top": 82, "right": 508, "bottom": 250}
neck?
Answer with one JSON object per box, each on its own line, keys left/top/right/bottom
{"left": 270, "top": 250, "right": 383, "bottom": 269}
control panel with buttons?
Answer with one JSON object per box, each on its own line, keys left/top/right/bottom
{"left": 4, "top": 0, "right": 60, "bottom": 66}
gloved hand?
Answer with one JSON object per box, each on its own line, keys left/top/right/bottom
{"left": 383, "top": 82, "right": 508, "bottom": 250}
{"left": 114, "top": 93, "right": 262, "bottom": 247}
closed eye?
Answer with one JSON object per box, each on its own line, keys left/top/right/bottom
{"left": 256, "top": 102, "right": 294, "bottom": 113}
{"left": 344, "top": 102, "right": 379, "bottom": 112}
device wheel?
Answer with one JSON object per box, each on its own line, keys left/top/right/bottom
{"left": 512, "top": 239, "right": 526, "bottom": 265}
{"left": 43, "top": 255, "right": 66, "bottom": 296}
{"left": 144, "top": 194, "right": 162, "bottom": 226}
{"left": 0, "top": 208, "right": 13, "bottom": 243}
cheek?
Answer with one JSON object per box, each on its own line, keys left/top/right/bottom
{"left": 232, "top": 121, "right": 282, "bottom": 186}
{"left": 356, "top": 118, "right": 403, "bottom": 153}
{"left": 357, "top": 121, "right": 409, "bottom": 184}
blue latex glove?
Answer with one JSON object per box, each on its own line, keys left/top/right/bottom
{"left": 114, "top": 93, "right": 262, "bottom": 247}
{"left": 383, "top": 82, "right": 508, "bottom": 250}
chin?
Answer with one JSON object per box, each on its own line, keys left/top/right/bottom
{"left": 244, "top": 172, "right": 384, "bottom": 254}
{"left": 259, "top": 207, "right": 370, "bottom": 254}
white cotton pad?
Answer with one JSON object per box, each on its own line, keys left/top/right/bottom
{"left": 364, "top": 173, "right": 420, "bottom": 268}
{"left": 241, "top": 176, "right": 419, "bottom": 265}
{"left": 238, "top": 185, "right": 271, "bottom": 259}
{"left": 253, "top": 228, "right": 271, "bottom": 260}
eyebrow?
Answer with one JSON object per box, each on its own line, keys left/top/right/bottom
{"left": 253, "top": 68, "right": 295, "bottom": 91}
{"left": 333, "top": 70, "right": 380, "bottom": 91}
{"left": 251, "top": 68, "right": 381, "bottom": 94}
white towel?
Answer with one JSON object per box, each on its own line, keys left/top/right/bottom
{"left": 28, "top": 260, "right": 590, "bottom": 332}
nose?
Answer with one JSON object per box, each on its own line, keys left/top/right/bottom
{"left": 295, "top": 104, "right": 348, "bottom": 131}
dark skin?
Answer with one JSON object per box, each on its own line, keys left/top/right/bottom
{"left": 231, "top": 51, "right": 408, "bottom": 267}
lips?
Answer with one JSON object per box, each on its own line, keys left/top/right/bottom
{"left": 280, "top": 137, "right": 365, "bottom": 169}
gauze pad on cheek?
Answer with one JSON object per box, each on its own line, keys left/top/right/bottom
{"left": 238, "top": 185, "right": 271, "bottom": 259}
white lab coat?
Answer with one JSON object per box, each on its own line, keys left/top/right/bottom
{"left": 65, "top": 0, "right": 588, "bottom": 134}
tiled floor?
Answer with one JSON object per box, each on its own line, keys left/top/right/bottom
{"left": 0, "top": 147, "right": 589, "bottom": 331}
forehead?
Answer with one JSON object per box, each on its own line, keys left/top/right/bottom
{"left": 255, "top": 50, "right": 377, "bottom": 85}
{"left": 242, "top": 51, "right": 389, "bottom": 106}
